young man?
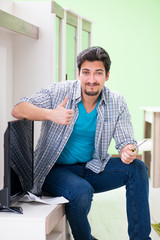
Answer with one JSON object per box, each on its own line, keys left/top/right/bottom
{"left": 12, "top": 46, "right": 151, "bottom": 240}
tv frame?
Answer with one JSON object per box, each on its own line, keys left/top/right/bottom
{"left": 0, "top": 119, "right": 34, "bottom": 214}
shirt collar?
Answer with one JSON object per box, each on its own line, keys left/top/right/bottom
{"left": 100, "top": 86, "right": 107, "bottom": 105}
{"left": 72, "top": 80, "right": 82, "bottom": 103}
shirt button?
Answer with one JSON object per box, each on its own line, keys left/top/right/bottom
{"left": 57, "top": 152, "right": 60, "bottom": 154}
{"left": 48, "top": 165, "right": 51, "bottom": 168}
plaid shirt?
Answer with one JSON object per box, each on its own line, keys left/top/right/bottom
{"left": 19, "top": 80, "right": 137, "bottom": 194}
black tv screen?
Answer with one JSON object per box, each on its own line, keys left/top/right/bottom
{"left": 0, "top": 119, "right": 34, "bottom": 213}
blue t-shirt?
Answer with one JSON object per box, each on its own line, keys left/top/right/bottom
{"left": 56, "top": 99, "right": 100, "bottom": 164}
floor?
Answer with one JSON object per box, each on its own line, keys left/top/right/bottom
{"left": 88, "top": 181, "right": 160, "bottom": 240}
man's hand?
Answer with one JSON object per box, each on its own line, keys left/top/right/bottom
{"left": 48, "top": 96, "right": 74, "bottom": 125}
{"left": 120, "top": 144, "right": 137, "bottom": 164}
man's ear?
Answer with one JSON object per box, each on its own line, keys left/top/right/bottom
{"left": 105, "top": 71, "right": 110, "bottom": 82}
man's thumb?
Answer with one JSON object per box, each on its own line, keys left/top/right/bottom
{"left": 59, "top": 96, "right": 68, "bottom": 108}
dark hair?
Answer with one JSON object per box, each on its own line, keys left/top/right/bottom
{"left": 77, "top": 46, "right": 111, "bottom": 75}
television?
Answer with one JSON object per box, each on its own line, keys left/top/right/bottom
{"left": 0, "top": 119, "right": 34, "bottom": 214}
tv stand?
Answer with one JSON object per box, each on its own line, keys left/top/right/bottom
{"left": 0, "top": 205, "right": 23, "bottom": 214}
{"left": 0, "top": 202, "right": 66, "bottom": 240}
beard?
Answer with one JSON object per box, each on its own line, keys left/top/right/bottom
{"left": 84, "top": 89, "right": 100, "bottom": 96}
{"left": 84, "top": 83, "right": 100, "bottom": 96}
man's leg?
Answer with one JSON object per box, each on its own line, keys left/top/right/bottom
{"left": 42, "top": 164, "right": 94, "bottom": 240}
{"left": 85, "top": 157, "right": 151, "bottom": 240}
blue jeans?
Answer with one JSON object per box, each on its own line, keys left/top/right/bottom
{"left": 42, "top": 158, "right": 151, "bottom": 240}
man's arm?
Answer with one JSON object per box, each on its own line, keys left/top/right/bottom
{"left": 12, "top": 96, "right": 74, "bottom": 125}
{"left": 120, "top": 144, "right": 138, "bottom": 164}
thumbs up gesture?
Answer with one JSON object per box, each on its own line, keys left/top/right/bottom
{"left": 48, "top": 96, "right": 74, "bottom": 125}
{"left": 59, "top": 96, "right": 68, "bottom": 108}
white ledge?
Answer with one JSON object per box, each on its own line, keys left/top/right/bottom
{"left": 0, "top": 9, "right": 39, "bottom": 39}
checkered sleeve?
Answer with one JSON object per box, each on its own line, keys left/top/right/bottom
{"left": 113, "top": 96, "right": 137, "bottom": 153}
{"left": 17, "top": 86, "right": 54, "bottom": 109}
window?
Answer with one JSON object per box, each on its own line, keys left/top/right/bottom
{"left": 51, "top": 1, "right": 92, "bottom": 82}
{"left": 82, "top": 19, "right": 92, "bottom": 50}
{"left": 82, "top": 30, "right": 89, "bottom": 50}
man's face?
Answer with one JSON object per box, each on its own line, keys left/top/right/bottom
{"left": 78, "top": 60, "right": 109, "bottom": 97}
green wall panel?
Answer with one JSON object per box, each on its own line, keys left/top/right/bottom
{"left": 66, "top": 24, "right": 76, "bottom": 80}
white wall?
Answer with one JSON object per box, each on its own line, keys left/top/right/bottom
{"left": 0, "top": 0, "right": 13, "bottom": 13}
{"left": 13, "top": 1, "right": 54, "bottom": 103}
{"left": 0, "top": 1, "right": 55, "bottom": 189}
{"left": 0, "top": 1, "right": 14, "bottom": 189}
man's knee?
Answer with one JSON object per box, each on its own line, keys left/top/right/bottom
{"left": 133, "top": 159, "right": 149, "bottom": 179}
{"left": 67, "top": 182, "right": 94, "bottom": 209}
